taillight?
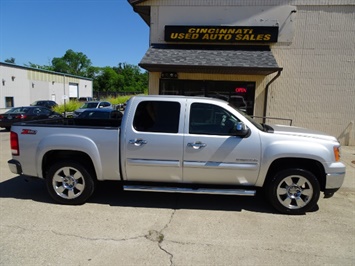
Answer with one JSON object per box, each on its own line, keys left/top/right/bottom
{"left": 10, "top": 131, "right": 19, "bottom": 156}
{"left": 15, "top": 114, "right": 27, "bottom": 119}
{"left": 0, "top": 115, "right": 3, "bottom": 119}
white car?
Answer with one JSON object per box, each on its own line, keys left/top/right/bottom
{"left": 73, "top": 101, "right": 112, "bottom": 117}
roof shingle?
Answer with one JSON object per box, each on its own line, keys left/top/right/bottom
{"left": 139, "top": 44, "right": 282, "bottom": 75}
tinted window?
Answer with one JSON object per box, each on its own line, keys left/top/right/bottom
{"left": 133, "top": 101, "right": 180, "bottom": 133}
{"left": 85, "top": 103, "right": 98, "bottom": 108}
{"left": 189, "top": 103, "right": 239, "bottom": 135}
{"left": 32, "top": 107, "right": 44, "bottom": 115}
{"left": 40, "top": 108, "right": 51, "bottom": 115}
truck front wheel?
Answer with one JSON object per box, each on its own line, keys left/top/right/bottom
{"left": 46, "top": 161, "right": 96, "bottom": 205}
{"left": 267, "top": 169, "right": 320, "bottom": 215}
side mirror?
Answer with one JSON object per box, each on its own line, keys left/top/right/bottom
{"left": 233, "top": 122, "right": 250, "bottom": 137}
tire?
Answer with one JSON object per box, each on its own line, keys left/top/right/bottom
{"left": 46, "top": 161, "right": 96, "bottom": 205}
{"left": 266, "top": 168, "right": 320, "bottom": 215}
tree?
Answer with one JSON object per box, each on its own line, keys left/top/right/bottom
{"left": 7, "top": 49, "right": 148, "bottom": 95}
{"left": 96, "top": 67, "right": 121, "bottom": 92}
{"left": 51, "top": 49, "right": 92, "bottom": 76}
{"left": 5, "top": 57, "right": 15, "bottom": 64}
{"left": 25, "top": 62, "right": 53, "bottom": 71}
{"left": 113, "top": 63, "right": 147, "bottom": 93}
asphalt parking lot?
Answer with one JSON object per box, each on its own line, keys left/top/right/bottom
{"left": 0, "top": 129, "right": 354, "bottom": 265}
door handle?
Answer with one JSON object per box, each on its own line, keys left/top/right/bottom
{"left": 187, "top": 141, "right": 207, "bottom": 150}
{"left": 129, "top": 139, "right": 147, "bottom": 146}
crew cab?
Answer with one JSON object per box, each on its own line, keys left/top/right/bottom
{"left": 8, "top": 95, "right": 346, "bottom": 214}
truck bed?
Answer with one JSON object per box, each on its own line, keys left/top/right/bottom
{"left": 14, "top": 117, "right": 122, "bottom": 128}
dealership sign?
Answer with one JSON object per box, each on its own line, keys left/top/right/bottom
{"left": 165, "top": 26, "right": 278, "bottom": 43}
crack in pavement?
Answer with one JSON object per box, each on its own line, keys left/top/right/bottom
{"left": 51, "top": 230, "right": 146, "bottom": 243}
{"left": 145, "top": 196, "right": 179, "bottom": 266}
{"left": 2, "top": 224, "right": 146, "bottom": 243}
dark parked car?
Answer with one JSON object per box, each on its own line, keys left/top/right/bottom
{"left": 0, "top": 106, "right": 62, "bottom": 131}
{"left": 77, "top": 108, "right": 123, "bottom": 119}
{"left": 74, "top": 108, "right": 122, "bottom": 127}
{"left": 31, "top": 100, "right": 58, "bottom": 109}
{"left": 73, "top": 101, "right": 112, "bottom": 117}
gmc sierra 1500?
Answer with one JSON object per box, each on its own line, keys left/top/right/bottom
{"left": 8, "top": 95, "right": 346, "bottom": 214}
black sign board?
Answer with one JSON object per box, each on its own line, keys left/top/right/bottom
{"left": 165, "top": 25, "right": 279, "bottom": 43}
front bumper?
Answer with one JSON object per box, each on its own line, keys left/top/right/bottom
{"left": 326, "top": 171, "right": 346, "bottom": 189}
{"left": 8, "top": 159, "right": 23, "bottom": 175}
{"left": 324, "top": 161, "right": 346, "bottom": 194}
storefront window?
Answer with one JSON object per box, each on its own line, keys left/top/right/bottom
{"left": 160, "top": 79, "right": 255, "bottom": 115}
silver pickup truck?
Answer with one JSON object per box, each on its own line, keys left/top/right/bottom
{"left": 8, "top": 95, "right": 346, "bottom": 214}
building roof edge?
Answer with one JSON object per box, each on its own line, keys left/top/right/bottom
{"left": 0, "top": 62, "right": 93, "bottom": 81}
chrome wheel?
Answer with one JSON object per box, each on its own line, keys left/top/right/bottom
{"left": 276, "top": 175, "right": 313, "bottom": 210}
{"left": 46, "top": 161, "right": 95, "bottom": 205}
{"left": 52, "top": 166, "right": 86, "bottom": 199}
{"left": 267, "top": 169, "right": 320, "bottom": 215}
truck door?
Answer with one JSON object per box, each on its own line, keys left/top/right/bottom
{"left": 183, "top": 101, "right": 261, "bottom": 185}
{"left": 123, "top": 99, "right": 184, "bottom": 182}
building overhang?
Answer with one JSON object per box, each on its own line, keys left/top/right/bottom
{"left": 139, "top": 44, "right": 283, "bottom": 75}
{"left": 128, "top": 0, "right": 150, "bottom": 25}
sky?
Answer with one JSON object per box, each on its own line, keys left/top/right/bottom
{"left": 0, "top": 0, "right": 150, "bottom": 68}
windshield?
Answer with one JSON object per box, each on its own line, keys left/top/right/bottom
{"left": 6, "top": 107, "right": 28, "bottom": 113}
{"left": 81, "top": 102, "right": 98, "bottom": 109}
{"left": 228, "top": 104, "right": 264, "bottom": 131}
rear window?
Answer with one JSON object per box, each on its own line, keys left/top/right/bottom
{"left": 133, "top": 101, "right": 180, "bottom": 133}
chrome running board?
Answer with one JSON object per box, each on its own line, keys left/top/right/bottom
{"left": 123, "top": 185, "right": 256, "bottom": 196}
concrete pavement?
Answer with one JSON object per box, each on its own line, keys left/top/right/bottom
{"left": 0, "top": 129, "right": 354, "bottom": 265}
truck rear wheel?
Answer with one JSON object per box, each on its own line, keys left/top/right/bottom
{"left": 46, "top": 161, "right": 96, "bottom": 205}
{"left": 267, "top": 169, "right": 320, "bottom": 215}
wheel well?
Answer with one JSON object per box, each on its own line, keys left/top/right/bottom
{"left": 265, "top": 158, "right": 326, "bottom": 190}
{"left": 42, "top": 150, "right": 97, "bottom": 180}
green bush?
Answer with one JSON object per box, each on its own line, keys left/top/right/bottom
{"left": 53, "top": 100, "right": 82, "bottom": 113}
{"left": 53, "top": 95, "right": 135, "bottom": 114}
{"left": 105, "top": 95, "right": 133, "bottom": 105}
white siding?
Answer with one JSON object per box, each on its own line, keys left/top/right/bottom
{"left": 0, "top": 64, "right": 93, "bottom": 110}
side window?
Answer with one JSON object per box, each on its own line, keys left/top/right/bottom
{"left": 189, "top": 103, "right": 239, "bottom": 135}
{"left": 33, "top": 107, "right": 41, "bottom": 115}
{"left": 133, "top": 101, "right": 180, "bottom": 133}
{"left": 36, "top": 107, "right": 50, "bottom": 115}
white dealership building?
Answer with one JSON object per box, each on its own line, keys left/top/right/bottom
{"left": 129, "top": 0, "right": 354, "bottom": 145}
{"left": 0, "top": 62, "right": 93, "bottom": 109}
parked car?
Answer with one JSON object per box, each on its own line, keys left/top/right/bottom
{"left": 73, "top": 101, "right": 112, "bottom": 117}
{"left": 0, "top": 106, "right": 62, "bottom": 131}
{"left": 77, "top": 108, "right": 123, "bottom": 119}
{"left": 31, "top": 100, "right": 58, "bottom": 110}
